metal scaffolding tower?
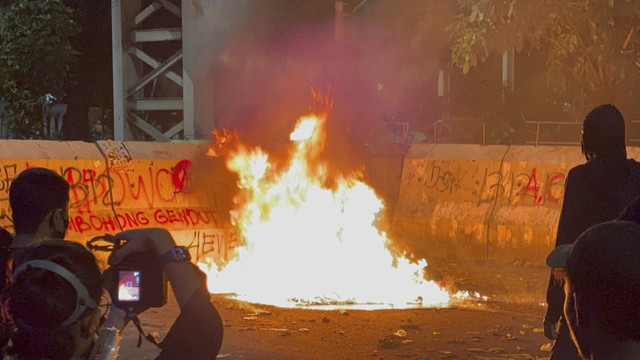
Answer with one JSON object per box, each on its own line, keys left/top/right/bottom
{"left": 111, "top": 0, "right": 194, "bottom": 141}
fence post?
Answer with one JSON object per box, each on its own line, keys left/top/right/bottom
{"left": 433, "top": 122, "right": 437, "bottom": 144}
{"left": 482, "top": 122, "right": 486, "bottom": 145}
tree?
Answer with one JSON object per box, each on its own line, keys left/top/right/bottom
{"left": 63, "top": 0, "right": 111, "bottom": 141}
{"left": 0, "top": 0, "right": 79, "bottom": 138}
{"left": 449, "top": 0, "right": 640, "bottom": 118}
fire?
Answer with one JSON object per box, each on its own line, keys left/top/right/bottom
{"left": 200, "top": 110, "right": 465, "bottom": 308}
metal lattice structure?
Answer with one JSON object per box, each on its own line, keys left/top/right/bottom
{"left": 112, "top": 0, "right": 194, "bottom": 141}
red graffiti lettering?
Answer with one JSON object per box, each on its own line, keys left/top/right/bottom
{"left": 166, "top": 209, "right": 179, "bottom": 223}
{"left": 100, "top": 215, "right": 118, "bottom": 232}
{"left": 172, "top": 159, "right": 192, "bottom": 193}
{"left": 156, "top": 168, "right": 175, "bottom": 202}
{"left": 125, "top": 212, "right": 141, "bottom": 227}
{"left": 89, "top": 215, "right": 104, "bottom": 231}
{"left": 71, "top": 216, "right": 92, "bottom": 234}
{"left": 546, "top": 173, "right": 565, "bottom": 204}
{"left": 198, "top": 210, "right": 210, "bottom": 224}
{"left": 154, "top": 209, "right": 168, "bottom": 224}
{"left": 119, "top": 214, "right": 133, "bottom": 229}
{"left": 136, "top": 211, "right": 150, "bottom": 226}
{"left": 519, "top": 168, "right": 542, "bottom": 203}
{"left": 67, "top": 207, "right": 219, "bottom": 235}
{"left": 186, "top": 209, "right": 200, "bottom": 224}
{"left": 66, "top": 168, "right": 91, "bottom": 213}
{"left": 175, "top": 209, "right": 189, "bottom": 225}
{"left": 125, "top": 170, "right": 155, "bottom": 208}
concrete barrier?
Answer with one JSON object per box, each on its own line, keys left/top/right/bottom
{"left": 487, "top": 145, "right": 583, "bottom": 262}
{"left": 391, "top": 144, "right": 510, "bottom": 260}
{"left": 390, "top": 144, "right": 640, "bottom": 264}
{"left": 363, "top": 143, "right": 407, "bottom": 228}
{"left": 2, "top": 140, "right": 636, "bottom": 266}
{"left": 0, "top": 140, "right": 236, "bottom": 265}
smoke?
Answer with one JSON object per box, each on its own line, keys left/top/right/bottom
{"left": 200, "top": 0, "right": 454, "bottom": 172}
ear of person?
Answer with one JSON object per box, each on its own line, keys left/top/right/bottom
{"left": 52, "top": 208, "right": 68, "bottom": 233}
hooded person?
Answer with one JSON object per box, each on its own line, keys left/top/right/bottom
{"left": 543, "top": 104, "right": 640, "bottom": 360}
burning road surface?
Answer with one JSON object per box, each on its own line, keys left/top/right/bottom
{"left": 199, "top": 105, "right": 472, "bottom": 309}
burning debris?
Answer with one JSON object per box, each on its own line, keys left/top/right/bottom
{"left": 200, "top": 104, "right": 472, "bottom": 309}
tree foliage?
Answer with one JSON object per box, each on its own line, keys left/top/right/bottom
{"left": 449, "top": 0, "right": 640, "bottom": 116}
{"left": 0, "top": 0, "right": 78, "bottom": 138}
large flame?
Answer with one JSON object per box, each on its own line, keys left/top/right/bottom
{"left": 201, "top": 111, "right": 464, "bottom": 308}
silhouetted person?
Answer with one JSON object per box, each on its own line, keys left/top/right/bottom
{"left": 547, "top": 220, "right": 640, "bottom": 359}
{"left": 5, "top": 229, "right": 223, "bottom": 360}
{"left": 544, "top": 104, "right": 640, "bottom": 360}
{"left": 9, "top": 167, "right": 70, "bottom": 249}
{"left": 0, "top": 167, "right": 71, "bottom": 353}
{"left": 0, "top": 167, "right": 70, "bottom": 294}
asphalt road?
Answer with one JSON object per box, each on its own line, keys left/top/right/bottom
{"left": 116, "top": 257, "right": 553, "bottom": 360}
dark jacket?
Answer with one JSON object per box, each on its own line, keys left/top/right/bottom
{"left": 545, "top": 157, "right": 640, "bottom": 324}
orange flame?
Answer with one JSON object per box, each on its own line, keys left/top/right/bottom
{"left": 201, "top": 109, "right": 467, "bottom": 308}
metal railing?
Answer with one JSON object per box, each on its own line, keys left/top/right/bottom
{"left": 523, "top": 119, "right": 640, "bottom": 146}
{"left": 378, "top": 118, "right": 640, "bottom": 147}
{"left": 429, "top": 118, "right": 584, "bottom": 146}
{"left": 372, "top": 122, "right": 410, "bottom": 144}
{"left": 523, "top": 121, "right": 581, "bottom": 146}
{"left": 431, "top": 117, "right": 485, "bottom": 144}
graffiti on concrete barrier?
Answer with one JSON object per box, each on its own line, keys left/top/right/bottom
{"left": 63, "top": 165, "right": 187, "bottom": 213}
{"left": 183, "top": 228, "right": 242, "bottom": 263}
{"left": 187, "top": 230, "right": 225, "bottom": 262}
{"left": 67, "top": 208, "right": 220, "bottom": 234}
{"left": 101, "top": 141, "right": 134, "bottom": 172}
{"left": 408, "top": 159, "right": 567, "bottom": 207}
{"left": 515, "top": 169, "right": 565, "bottom": 205}
{"left": 0, "top": 157, "right": 220, "bottom": 237}
{"left": 172, "top": 159, "right": 192, "bottom": 193}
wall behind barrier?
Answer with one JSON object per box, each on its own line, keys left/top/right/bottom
{"left": 0, "top": 140, "right": 236, "bottom": 265}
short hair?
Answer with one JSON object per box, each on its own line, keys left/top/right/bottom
{"left": 567, "top": 220, "right": 640, "bottom": 340}
{"left": 9, "top": 168, "right": 70, "bottom": 235}
{"left": 582, "top": 104, "right": 626, "bottom": 158}
{"left": 8, "top": 241, "right": 102, "bottom": 360}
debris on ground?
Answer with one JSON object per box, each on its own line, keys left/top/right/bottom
{"left": 539, "top": 343, "right": 553, "bottom": 352}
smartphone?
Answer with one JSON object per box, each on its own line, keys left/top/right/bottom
{"left": 117, "top": 270, "right": 141, "bottom": 302}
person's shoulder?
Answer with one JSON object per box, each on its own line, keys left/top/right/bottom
{"left": 566, "top": 163, "right": 589, "bottom": 180}
{"left": 624, "top": 158, "right": 640, "bottom": 176}
{"left": 627, "top": 158, "right": 640, "bottom": 168}
{"left": 569, "top": 158, "right": 619, "bottom": 176}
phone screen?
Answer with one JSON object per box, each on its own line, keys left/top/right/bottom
{"left": 118, "top": 270, "right": 141, "bottom": 301}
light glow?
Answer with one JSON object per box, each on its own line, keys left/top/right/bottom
{"left": 201, "top": 109, "right": 464, "bottom": 308}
